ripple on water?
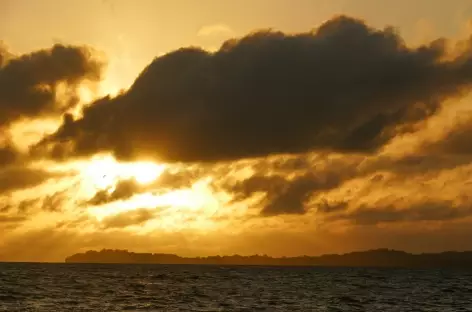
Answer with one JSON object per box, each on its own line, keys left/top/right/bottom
{"left": 1, "top": 264, "right": 472, "bottom": 311}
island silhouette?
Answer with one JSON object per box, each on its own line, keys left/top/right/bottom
{"left": 65, "top": 249, "right": 472, "bottom": 268}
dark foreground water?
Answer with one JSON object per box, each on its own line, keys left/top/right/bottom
{"left": 1, "top": 264, "right": 472, "bottom": 311}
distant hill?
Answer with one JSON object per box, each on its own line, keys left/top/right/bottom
{"left": 65, "top": 249, "right": 472, "bottom": 268}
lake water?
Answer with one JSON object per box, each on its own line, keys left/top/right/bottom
{"left": 1, "top": 263, "right": 472, "bottom": 311}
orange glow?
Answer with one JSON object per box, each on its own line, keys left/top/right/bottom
{"left": 82, "top": 155, "right": 166, "bottom": 189}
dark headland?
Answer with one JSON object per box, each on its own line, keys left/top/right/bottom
{"left": 65, "top": 249, "right": 472, "bottom": 268}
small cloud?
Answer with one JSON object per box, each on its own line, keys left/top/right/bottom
{"left": 197, "top": 24, "right": 233, "bottom": 37}
{"left": 85, "top": 178, "right": 141, "bottom": 206}
{"left": 0, "top": 215, "right": 27, "bottom": 225}
{"left": 101, "top": 208, "right": 159, "bottom": 229}
{"left": 0, "top": 166, "right": 62, "bottom": 196}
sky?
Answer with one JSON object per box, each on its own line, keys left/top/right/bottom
{"left": 1, "top": 0, "right": 472, "bottom": 262}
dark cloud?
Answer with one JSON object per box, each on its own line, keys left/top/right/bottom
{"left": 316, "top": 200, "right": 349, "bottom": 214}
{"left": 85, "top": 167, "right": 206, "bottom": 206}
{"left": 359, "top": 153, "right": 472, "bottom": 179}
{"left": 0, "top": 166, "right": 60, "bottom": 195}
{"left": 42, "top": 189, "right": 69, "bottom": 212}
{"left": 421, "top": 112, "right": 472, "bottom": 155}
{"left": 0, "top": 203, "right": 12, "bottom": 213}
{"left": 38, "top": 16, "right": 472, "bottom": 163}
{"left": 219, "top": 150, "right": 472, "bottom": 216}
{"left": 227, "top": 169, "right": 352, "bottom": 216}
{"left": 0, "top": 197, "right": 52, "bottom": 216}
{"left": 86, "top": 178, "right": 141, "bottom": 206}
{"left": 324, "top": 200, "right": 472, "bottom": 225}
{"left": 17, "top": 198, "right": 41, "bottom": 214}
{"left": 157, "top": 168, "right": 202, "bottom": 189}
{"left": 0, "top": 185, "right": 73, "bottom": 216}
{"left": 101, "top": 208, "right": 159, "bottom": 229}
{"left": 55, "top": 215, "right": 92, "bottom": 230}
{"left": 0, "top": 43, "right": 103, "bottom": 128}
{"left": 0, "top": 144, "right": 18, "bottom": 167}
{"left": 262, "top": 174, "right": 342, "bottom": 215}
{"left": 0, "top": 215, "right": 27, "bottom": 223}
{"left": 217, "top": 153, "right": 360, "bottom": 216}
{"left": 0, "top": 199, "right": 33, "bottom": 226}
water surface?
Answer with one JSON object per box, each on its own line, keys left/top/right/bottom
{"left": 1, "top": 263, "right": 471, "bottom": 311}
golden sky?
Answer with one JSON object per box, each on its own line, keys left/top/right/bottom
{"left": 2, "top": 0, "right": 472, "bottom": 262}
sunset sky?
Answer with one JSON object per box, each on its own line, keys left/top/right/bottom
{"left": 2, "top": 0, "right": 472, "bottom": 262}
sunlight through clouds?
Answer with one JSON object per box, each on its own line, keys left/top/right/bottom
{"left": 81, "top": 154, "right": 166, "bottom": 190}
{"left": 3, "top": 0, "right": 472, "bottom": 263}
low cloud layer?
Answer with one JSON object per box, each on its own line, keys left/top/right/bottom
{"left": 84, "top": 167, "right": 202, "bottom": 206}
{"left": 86, "top": 179, "right": 141, "bottom": 205}
{"left": 101, "top": 208, "right": 159, "bottom": 229}
{"left": 0, "top": 144, "right": 18, "bottom": 167}
{"left": 0, "top": 166, "right": 60, "bottom": 195}
{"left": 318, "top": 199, "right": 472, "bottom": 226}
{"left": 38, "top": 16, "right": 472, "bottom": 163}
{"left": 423, "top": 111, "right": 472, "bottom": 154}
{"left": 226, "top": 166, "right": 354, "bottom": 215}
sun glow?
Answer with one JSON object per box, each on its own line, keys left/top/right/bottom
{"left": 82, "top": 155, "right": 166, "bottom": 190}
{"left": 79, "top": 155, "right": 225, "bottom": 231}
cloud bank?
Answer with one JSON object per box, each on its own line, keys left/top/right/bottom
{"left": 37, "top": 16, "right": 472, "bottom": 163}
{"left": 3, "top": 15, "right": 472, "bottom": 261}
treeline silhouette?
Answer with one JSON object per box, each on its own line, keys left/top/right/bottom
{"left": 65, "top": 249, "right": 472, "bottom": 268}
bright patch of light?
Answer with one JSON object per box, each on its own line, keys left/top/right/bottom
{"left": 89, "top": 177, "right": 219, "bottom": 228}
{"left": 7, "top": 119, "right": 61, "bottom": 151}
{"left": 77, "top": 84, "right": 95, "bottom": 104}
{"left": 82, "top": 155, "right": 166, "bottom": 190}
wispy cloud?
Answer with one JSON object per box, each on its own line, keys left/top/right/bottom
{"left": 197, "top": 23, "right": 233, "bottom": 37}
